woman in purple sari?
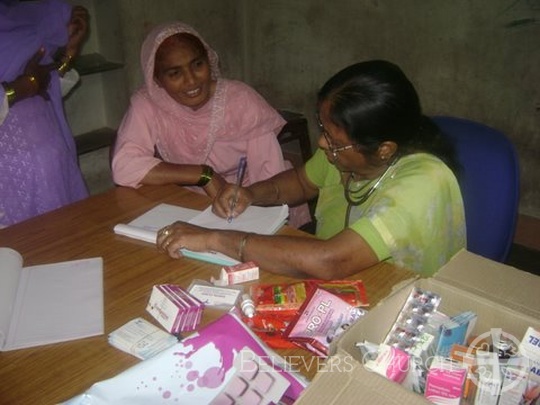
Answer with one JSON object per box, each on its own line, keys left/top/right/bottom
{"left": 0, "top": 0, "right": 89, "bottom": 228}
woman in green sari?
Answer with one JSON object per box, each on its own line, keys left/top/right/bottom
{"left": 157, "top": 60, "right": 465, "bottom": 279}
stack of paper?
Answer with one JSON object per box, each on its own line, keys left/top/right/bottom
{"left": 113, "top": 203, "right": 289, "bottom": 266}
{"left": 189, "top": 204, "right": 289, "bottom": 235}
{"left": 114, "top": 204, "right": 200, "bottom": 244}
{"left": 0, "top": 247, "right": 104, "bottom": 351}
{"left": 108, "top": 317, "right": 178, "bottom": 360}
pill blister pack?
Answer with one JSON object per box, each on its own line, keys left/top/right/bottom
{"left": 383, "top": 287, "right": 441, "bottom": 352}
{"left": 210, "top": 348, "right": 290, "bottom": 405}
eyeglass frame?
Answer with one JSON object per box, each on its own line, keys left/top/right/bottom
{"left": 317, "top": 119, "right": 362, "bottom": 157}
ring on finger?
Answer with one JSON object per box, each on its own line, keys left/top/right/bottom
{"left": 161, "top": 226, "right": 172, "bottom": 237}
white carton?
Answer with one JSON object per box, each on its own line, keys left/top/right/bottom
{"left": 211, "top": 261, "right": 260, "bottom": 286}
{"left": 474, "top": 351, "right": 501, "bottom": 405}
{"left": 295, "top": 249, "right": 540, "bottom": 405}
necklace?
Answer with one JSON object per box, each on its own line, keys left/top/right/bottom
{"left": 343, "top": 156, "right": 399, "bottom": 227}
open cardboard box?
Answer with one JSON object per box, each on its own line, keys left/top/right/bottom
{"left": 295, "top": 249, "right": 540, "bottom": 404}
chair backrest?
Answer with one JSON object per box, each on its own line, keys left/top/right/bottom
{"left": 432, "top": 116, "right": 520, "bottom": 262}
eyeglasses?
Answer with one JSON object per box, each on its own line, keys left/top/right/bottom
{"left": 318, "top": 121, "right": 360, "bottom": 157}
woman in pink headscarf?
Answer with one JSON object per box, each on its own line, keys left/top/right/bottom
{"left": 112, "top": 22, "right": 310, "bottom": 227}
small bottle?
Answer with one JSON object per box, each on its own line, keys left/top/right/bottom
{"left": 240, "top": 293, "right": 256, "bottom": 318}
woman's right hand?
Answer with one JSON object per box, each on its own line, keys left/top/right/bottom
{"left": 7, "top": 48, "right": 55, "bottom": 104}
{"left": 212, "top": 183, "right": 253, "bottom": 220}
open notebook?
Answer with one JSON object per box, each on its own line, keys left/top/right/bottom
{"left": 0, "top": 247, "right": 104, "bottom": 351}
{"left": 114, "top": 203, "right": 289, "bottom": 266}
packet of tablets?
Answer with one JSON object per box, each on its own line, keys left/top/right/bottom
{"left": 187, "top": 279, "right": 244, "bottom": 309}
{"left": 146, "top": 284, "right": 204, "bottom": 335}
{"left": 283, "top": 286, "right": 367, "bottom": 357}
{"left": 211, "top": 261, "right": 260, "bottom": 286}
{"left": 108, "top": 317, "right": 178, "bottom": 360}
{"left": 383, "top": 287, "right": 441, "bottom": 352}
{"left": 363, "top": 343, "right": 410, "bottom": 383}
{"left": 250, "top": 279, "right": 368, "bottom": 315}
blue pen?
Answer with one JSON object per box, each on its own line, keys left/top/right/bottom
{"left": 228, "top": 156, "right": 247, "bottom": 222}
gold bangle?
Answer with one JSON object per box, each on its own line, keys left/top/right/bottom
{"left": 197, "top": 165, "right": 214, "bottom": 187}
{"left": 57, "top": 54, "right": 73, "bottom": 75}
{"left": 238, "top": 233, "right": 250, "bottom": 262}
{"left": 2, "top": 82, "right": 15, "bottom": 104}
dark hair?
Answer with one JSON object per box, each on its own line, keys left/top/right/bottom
{"left": 317, "top": 60, "right": 459, "bottom": 173}
{"left": 154, "top": 33, "right": 208, "bottom": 77}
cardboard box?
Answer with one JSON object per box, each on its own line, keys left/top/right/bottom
{"left": 295, "top": 250, "right": 540, "bottom": 404}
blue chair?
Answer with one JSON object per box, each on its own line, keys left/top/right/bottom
{"left": 432, "top": 116, "right": 520, "bottom": 262}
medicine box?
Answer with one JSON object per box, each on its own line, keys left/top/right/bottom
{"left": 146, "top": 284, "right": 204, "bottom": 334}
{"left": 211, "top": 261, "right": 260, "bottom": 286}
{"left": 295, "top": 249, "right": 540, "bottom": 405}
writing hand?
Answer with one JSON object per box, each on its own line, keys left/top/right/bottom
{"left": 212, "top": 183, "right": 252, "bottom": 219}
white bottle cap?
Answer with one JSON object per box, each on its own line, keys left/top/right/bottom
{"left": 240, "top": 293, "right": 255, "bottom": 318}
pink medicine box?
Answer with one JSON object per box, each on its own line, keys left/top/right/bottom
{"left": 424, "top": 356, "right": 467, "bottom": 405}
{"left": 211, "top": 261, "right": 260, "bottom": 286}
{"left": 146, "top": 284, "right": 204, "bottom": 334}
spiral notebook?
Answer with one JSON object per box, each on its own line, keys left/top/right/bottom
{"left": 114, "top": 203, "right": 289, "bottom": 266}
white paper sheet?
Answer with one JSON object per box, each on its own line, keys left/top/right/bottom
{"left": 0, "top": 248, "right": 23, "bottom": 347}
{"left": 114, "top": 203, "right": 289, "bottom": 266}
{"left": 189, "top": 204, "right": 289, "bottom": 235}
{"left": 0, "top": 247, "right": 104, "bottom": 351}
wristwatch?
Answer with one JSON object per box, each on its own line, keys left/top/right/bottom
{"left": 197, "top": 165, "right": 214, "bottom": 187}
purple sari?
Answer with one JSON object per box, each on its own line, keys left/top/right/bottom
{"left": 0, "top": 0, "right": 88, "bottom": 228}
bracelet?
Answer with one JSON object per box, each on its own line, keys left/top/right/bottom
{"left": 238, "top": 233, "right": 251, "bottom": 262}
{"left": 57, "top": 54, "right": 74, "bottom": 75}
{"left": 2, "top": 82, "right": 15, "bottom": 104}
{"left": 197, "top": 165, "right": 214, "bottom": 187}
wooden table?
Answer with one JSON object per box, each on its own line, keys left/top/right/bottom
{"left": 0, "top": 185, "right": 414, "bottom": 404}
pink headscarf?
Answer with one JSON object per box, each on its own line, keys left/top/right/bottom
{"left": 139, "top": 22, "right": 220, "bottom": 118}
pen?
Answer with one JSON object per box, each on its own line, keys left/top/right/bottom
{"left": 228, "top": 156, "right": 247, "bottom": 222}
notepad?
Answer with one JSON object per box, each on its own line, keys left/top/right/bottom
{"left": 190, "top": 204, "right": 289, "bottom": 235}
{"left": 114, "top": 204, "right": 200, "bottom": 244}
{"left": 114, "top": 203, "right": 289, "bottom": 266}
{"left": 0, "top": 247, "right": 104, "bottom": 351}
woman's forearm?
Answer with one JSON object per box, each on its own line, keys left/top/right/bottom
{"left": 210, "top": 231, "right": 331, "bottom": 278}
{"left": 248, "top": 167, "right": 318, "bottom": 207}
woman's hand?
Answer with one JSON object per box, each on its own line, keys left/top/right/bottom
{"left": 212, "top": 183, "right": 254, "bottom": 220}
{"left": 156, "top": 221, "right": 211, "bottom": 258}
{"left": 65, "top": 5, "right": 89, "bottom": 57}
{"left": 22, "top": 48, "right": 54, "bottom": 100}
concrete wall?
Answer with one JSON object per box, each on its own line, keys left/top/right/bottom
{"left": 82, "top": 0, "right": 540, "bottom": 218}
{"left": 243, "top": 0, "right": 540, "bottom": 218}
